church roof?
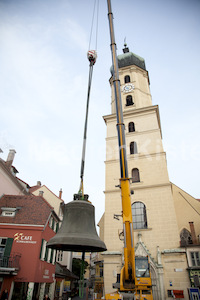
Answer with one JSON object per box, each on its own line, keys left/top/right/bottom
{"left": 118, "top": 50, "right": 146, "bottom": 71}
{"left": 110, "top": 45, "right": 146, "bottom": 75}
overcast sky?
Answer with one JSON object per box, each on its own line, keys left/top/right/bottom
{"left": 0, "top": 0, "right": 200, "bottom": 224}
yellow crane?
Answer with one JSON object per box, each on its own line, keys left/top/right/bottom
{"left": 105, "top": 1, "right": 153, "bottom": 299}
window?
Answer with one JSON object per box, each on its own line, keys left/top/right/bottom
{"left": 0, "top": 238, "right": 13, "bottom": 260}
{"left": 49, "top": 217, "right": 58, "bottom": 232}
{"left": 0, "top": 238, "right": 7, "bottom": 258}
{"left": 128, "top": 122, "right": 135, "bottom": 132}
{"left": 135, "top": 257, "right": 150, "bottom": 278}
{"left": 126, "top": 95, "right": 133, "bottom": 106}
{"left": 130, "top": 142, "right": 138, "bottom": 154}
{"left": 124, "top": 75, "right": 130, "bottom": 83}
{"left": 1, "top": 207, "right": 16, "bottom": 217}
{"left": 100, "top": 264, "right": 103, "bottom": 277}
{"left": 57, "top": 250, "right": 63, "bottom": 262}
{"left": 132, "top": 202, "right": 147, "bottom": 229}
{"left": 180, "top": 228, "right": 193, "bottom": 246}
{"left": 132, "top": 168, "right": 140, "bottom": 183}
{"left": 191, "top": 252, "right": 200, "bottom": 267}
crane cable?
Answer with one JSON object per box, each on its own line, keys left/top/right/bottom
{"left": 78, "top": 0, "right": 99, "bottom": 199}
{"left": 78, "top": 3, "right": 99, "bottom": 298}
{"left": 88, "top": 0, "right": 99, "bottom": 51}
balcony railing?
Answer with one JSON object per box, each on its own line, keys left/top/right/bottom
{"left": 0, "top": 253, "right": 21, "bottom": 271}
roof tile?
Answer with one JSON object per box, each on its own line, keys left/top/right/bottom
{"left": 0, "top": 194, "right": 52, "bottom": 225}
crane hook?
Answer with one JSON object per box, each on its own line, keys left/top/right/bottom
{"left": 87, "top": 50, "right": 97, "bottom": 65}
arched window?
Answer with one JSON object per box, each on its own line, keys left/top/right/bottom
{"left": 180, "top": 228, "right": 193, "bottom": 246}
{"left": 132, "top": 168, "right": 140, "bottom": 183}
{"left": 126, "top": 95, "right": 133, "bottom": 106}
{"left": 130, "top": 142, "right": 137, "bottom": 154}
{"left": 128, "top": 122, "right": 135, "bottom": 132}
{"left": 132, "top": 202, "right": 147, "bottom": 229}
{"left": 124, "top": 75, "right": 130, "bottom": 83}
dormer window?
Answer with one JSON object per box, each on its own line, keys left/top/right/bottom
{"left": 1, "top": 207, "right": 17, "bottom": 217}
{"left": 124, "top": 75, "right": 130, "bottom": 83}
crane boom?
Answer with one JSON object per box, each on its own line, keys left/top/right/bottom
{"left": 107, "top": 0, "right": 135, "bottom": 288}
{"left": 106, "top": 0, "right": 153, "bottom": 299}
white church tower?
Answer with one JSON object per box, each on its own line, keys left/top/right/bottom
{"left": 101, "top": 45, "right": 191, "bottom": 299}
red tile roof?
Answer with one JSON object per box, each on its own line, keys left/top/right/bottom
{"left": 0, "top": 194, "right": 53, "bottom": 225}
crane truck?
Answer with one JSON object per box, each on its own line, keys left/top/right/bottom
{"left": 105, "top": 1, "right": 153, "bottom": 299}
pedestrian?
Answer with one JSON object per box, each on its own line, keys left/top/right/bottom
{"left": 43, "top": 294, "right": 50, "bottom": 300}
{"left": 1, "top": 289, "right": 8, "bottom": 300}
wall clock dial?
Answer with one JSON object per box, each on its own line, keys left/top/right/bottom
{"left": 122, "top": 83, "right": 135, "bottom": 93}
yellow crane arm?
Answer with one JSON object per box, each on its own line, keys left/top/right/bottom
{"left": 107, "top": 0, "right": 135, "bottom": 288}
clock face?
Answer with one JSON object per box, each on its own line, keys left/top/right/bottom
{"left": 122, "top": 83, "right": 135, "bottom": 93}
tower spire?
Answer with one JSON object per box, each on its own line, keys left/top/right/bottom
{"left": 123, "top": 37, "right": 129, "bottom": 53}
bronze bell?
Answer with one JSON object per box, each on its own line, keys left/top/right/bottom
{"left": 47, "top": 199, "right": 107, "bottom": 252}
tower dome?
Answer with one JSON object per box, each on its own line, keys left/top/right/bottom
{"left": 118, "top": 44, "right": 146, "bottom": 70}
{"left": 110, "top": 44, "right": 146, "bottom": 75}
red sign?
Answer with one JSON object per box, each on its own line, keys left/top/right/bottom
{"left": 173, "top": 290, "right": 184, "bottom": 298}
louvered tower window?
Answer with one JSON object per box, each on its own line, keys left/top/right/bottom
{"left": 128, "top": 122, "right": 135, "bottom": 132}
{"left": 130, "top": 141, "right": 138, "bottom": 154}
{"left": 124, "top": 75, "right": 130, "bottom": 83}
{"left": 126, "top": 95, "right": 133, "bottom": 106}
{"left": 132, "top": 168, "right": 140, "bottom": 183}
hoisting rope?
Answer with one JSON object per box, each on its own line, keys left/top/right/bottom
{"left": 79, "top": 59, "right": 95, "bottom": 198}
{"left": 77, "top": 2, "right": 99, "bottom": 298}
{"left": 78, "top": 0, "right": 99, "bottom": 199}
{"left": 88, "top": 0, "right": 99, "bottom": 51}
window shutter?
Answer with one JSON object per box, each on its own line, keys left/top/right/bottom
{"left": 52, "top": 250, "right": 56, "bottom": 264}
{"left": 44, "top": 246, "right": 49, "bottom": 261}
{"left": 4, "top": 238, "right": 13, "bottom": 257}
{"left": 50, "top": 249, "right": 53, "bottom": 263}
{"left": 52, "top": 218, "right": 55, "bottom": 230}
{"left": 40, "top": 239, "right": 44, "bottom": 259}
{"left": 56, "top": 222, "right": 59, "bottom": 233}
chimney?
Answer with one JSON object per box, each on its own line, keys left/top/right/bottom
{"left": 59, "top": 188, "right": 62, "bottom": 199}
{"left": 39, "top": 191, "right": 44, "bottom": 197}
{"left": 189, "top": 222, "right": 197, "bottom": 244}
{"left": 6, "top": 149, "right": 16, "bottom": 168}
{"left": 37, "top": 181, "right": 41, "bottom": 186}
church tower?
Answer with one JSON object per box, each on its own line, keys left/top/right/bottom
{"left": 102, "top": 45, "right": 190, "bottom": 299}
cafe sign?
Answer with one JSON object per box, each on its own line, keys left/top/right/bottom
{"left": 14, "top": 233, "right": 37, "bottom": 244}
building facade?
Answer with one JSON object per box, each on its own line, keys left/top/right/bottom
{"left": 100, "top": 46, "right": 200, "bottom": 299}
{"left": 0, "top": 149, "right": 29, "bottom": 196}
{"left": 0, "top": 194, "right": 59, "bottom": 300}
{"left": 0, "top": 150, "right": 78, "bottom": 299}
